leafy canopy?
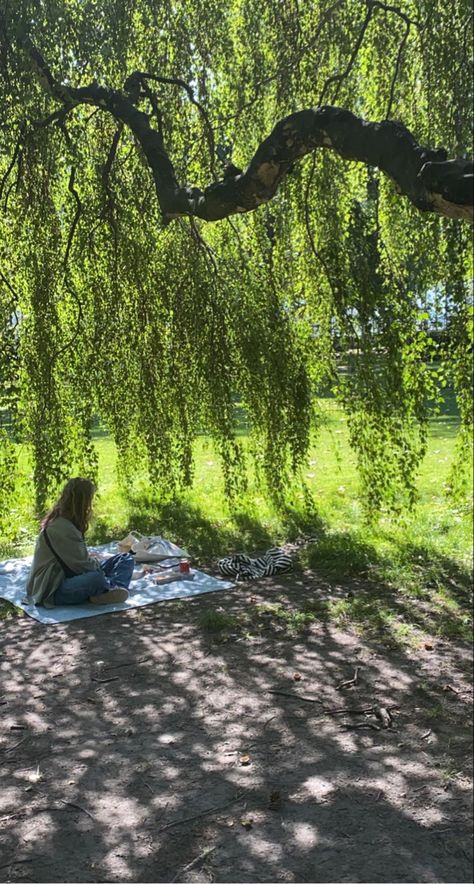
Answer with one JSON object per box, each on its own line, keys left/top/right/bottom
{"left": 0, "top": 0, "right": 472, "bottom": 531}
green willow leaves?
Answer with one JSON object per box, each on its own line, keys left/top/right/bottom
{"left": 0, "top": 0, "right": 472, "bottom": 531}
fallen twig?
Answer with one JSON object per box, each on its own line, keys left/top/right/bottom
{"left": 57, "top": 798, "right": 94, "bottom": 820}
{"left": 156, "top": 793, "right": 244, "bottom": 833}
{"left": 342, "top": 722, "right": 381, "bottom": 731}
{"left": 104, "top": 656, "right": 151, "bottom": 670}
{"left": 267, "top": 690, "right": 325, "bottom": 705}
{"left": 267, "top": 690, "right": 399, "bottom": 720}
{"left": 0, "top": 858, "right": 33, "bottom": 871}
{"left": 32, "top": 786, "right": 95, "bottom": 821}
{"left": 91, "top": 675, "right": 119, "bottom": 684}
{"left": 336, "top": 666, "right": 360, "bottom": 690}
{"left": 1, "top": 736, "right": 29, "bottom": 754}
{"left": 171, "top": 846, "right": 217, "bottom": 882}
{"left": 324, "top": 705, "right": 379, "bottom": 716}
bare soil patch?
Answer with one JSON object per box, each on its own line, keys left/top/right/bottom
{"left": 1, "top": 569, "right": 472, "bottom": 883}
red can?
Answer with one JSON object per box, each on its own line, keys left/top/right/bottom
{"left": 179, "top": 559, "right": 190, "bottom": 574}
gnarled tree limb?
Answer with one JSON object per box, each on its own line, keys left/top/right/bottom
{"left": 12, "top": 26, "right": 474, "bottom": 224}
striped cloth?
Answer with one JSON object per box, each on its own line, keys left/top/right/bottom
{"left": 217, "top": 547, "right": 292, "bottom": 582}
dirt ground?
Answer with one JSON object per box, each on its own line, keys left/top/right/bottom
{"left": 1, "top": 568, "right": 472, "bottom": 884}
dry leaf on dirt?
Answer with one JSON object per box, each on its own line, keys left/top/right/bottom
{"left": 239, "top": 754, "right": 251, "bottom": 765}
{"left": 240, "top": 817, "right": 253, "bottom": 829}
{"left": 293, "top": 672, "right": 302, "bottom": 681}
{"left": 373, "top": 706, "right": 393, "bottom": 728}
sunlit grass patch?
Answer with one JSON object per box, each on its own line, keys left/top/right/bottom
{"left": 0, "top": 600, "right": 24, "bottom": 620}
{"left": 249, "top": 602, "right": 317, "bottom": 635}
{"left": 1, "top": 400, "right": 472, "bottom": 646}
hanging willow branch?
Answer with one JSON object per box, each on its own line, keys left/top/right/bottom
{"left": 8, "top": 23, "right": 474, "bottom": 225}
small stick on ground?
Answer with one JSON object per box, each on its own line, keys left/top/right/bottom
{"left": 323, "top": 706, "right": 377, "bottom": 716}
{"left": 336, "top": 667, "right": 360, "bottom": 690}
{"left": 0, "top": 859, "right": 34, "bottom": 871}
{"left": 91, "top": 676, "right": 119, "bottom": 684}
{"left": 267, "top": 691, "right": 399, "bottom": 718}
{"left": 57, "top": 798, "right": 94, "bottom": 820}
{"left": 267, "top": 690, "right": 325, "bottom": 705}
{"left": 32, "top": 787, "right": 95, "bottom": 821}
{"left": 156, "top": 793, "right": 244, "bottom": 833}
{"left": 171, "top": 846, "right": 217, "bottom": 882}
{"left": 342, "top": 722, "right": 381, "bottom": 731}
{"left": 2, "top": 736, "right": 29, "bottom": 753}
{"left": 104, "top": 656, "right": 151, "bottom": 670}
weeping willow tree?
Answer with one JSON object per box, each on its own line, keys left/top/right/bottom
{"left": 0, "top": 0, "right": 472, "bottom": 531}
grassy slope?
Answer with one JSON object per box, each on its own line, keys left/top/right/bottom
{"left": 1, "top": 401, "right": 472, "bottom": 641}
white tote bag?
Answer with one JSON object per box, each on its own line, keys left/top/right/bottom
{"left": 117, "top": 532, "right": 189, "bottom": 563}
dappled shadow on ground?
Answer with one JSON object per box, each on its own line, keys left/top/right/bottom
{"left": 303, "top": 532, "right": 472, "bottom": 644}
{"left": 88, "top": 493, "right": 472, "bottom": 646}
{"left": 1, "top": 571, "right": 472, "bottom": 883}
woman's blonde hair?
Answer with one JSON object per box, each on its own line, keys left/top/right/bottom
{"left": 42, "top": 477, "right": 96, "bottom": 536}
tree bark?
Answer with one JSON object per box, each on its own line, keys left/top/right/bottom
{"left": 15, "top": 28, "right": 474, "bottom": 224}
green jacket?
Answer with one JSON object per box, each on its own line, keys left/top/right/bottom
{"left": 26, "top": 516, "right": 100, "bottom": 607}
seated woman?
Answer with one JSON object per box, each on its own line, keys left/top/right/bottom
{"left": 26, "top": 477, "right": 134, "bottom": 608}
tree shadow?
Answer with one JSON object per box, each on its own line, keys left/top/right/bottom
{"left": 87, "top": 493, "right": 472, "bottom": 647}
{"left": 90, "top": 493, "right": 325, "bottom": 564}
{"left": 302, "top": 532, "right": 473, "bottom": 644}
{"left": 0, "top": 591, "right": 471, "bottom": 883}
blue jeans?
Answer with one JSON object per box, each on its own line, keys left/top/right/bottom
{"left": 53, "top": 553, "right": 135, "bottom": 605}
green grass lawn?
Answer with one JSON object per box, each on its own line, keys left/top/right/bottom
{"left": 1, "top": 400, "right": 472, "bottom": 641}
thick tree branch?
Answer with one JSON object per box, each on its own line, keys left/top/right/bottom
{"left": 14, "top": 28, "right": 474, "bottom": 224}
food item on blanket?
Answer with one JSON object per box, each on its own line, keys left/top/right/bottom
{"left": 131, "top": 565, "right": 159, "bottom": 580}
{"left": 154, "top": 570, "right": 195, "bottom": 585}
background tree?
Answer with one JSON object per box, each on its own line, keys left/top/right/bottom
{"left": 0, "top": 0, "right": 472, "bottom": 525}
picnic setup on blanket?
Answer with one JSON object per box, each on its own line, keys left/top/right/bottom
{"left": 0, "top": 533, "right": 234, "bottom": 624}
{"left": 0, "top": 532, "right": 293, "bottom": 624}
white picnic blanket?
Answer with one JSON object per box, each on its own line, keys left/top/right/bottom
{"left": 0, "top": 542, "right": 234, "bottom": 624}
